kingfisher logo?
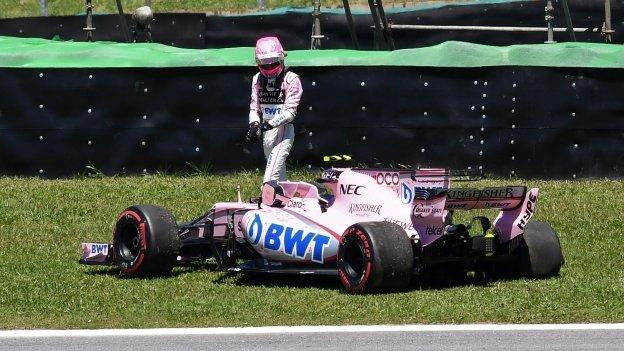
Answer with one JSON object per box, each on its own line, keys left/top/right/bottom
{"left": 349, "top": 203, "right": 382, "bottom": 215}
{"left": 245, "top": 214, "right": 331, "bottom": 263}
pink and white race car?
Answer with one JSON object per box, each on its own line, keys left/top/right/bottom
{"left": 80, "top": 168, "right": 564, "bottom": 293}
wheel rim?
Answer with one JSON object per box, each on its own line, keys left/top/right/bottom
{"left": 342, "top": 235, "right": 365, "bottom": 281}
{"left": 117, "top": 217, "right": 141, "bottom": 262}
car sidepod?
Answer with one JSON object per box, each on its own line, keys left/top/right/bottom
{"left": 241, "top": 208, "right": 340, "bottom": 265}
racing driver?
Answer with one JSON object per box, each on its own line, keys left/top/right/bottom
{"left": 246, "top": 36, "right": 303, "bottom": 182}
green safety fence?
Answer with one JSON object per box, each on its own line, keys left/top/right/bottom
{"left": 2, "top": 35, "right": 624, "bottom": 69}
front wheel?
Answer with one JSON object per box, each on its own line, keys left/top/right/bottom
{"left": 113, "top": 204, "right": 180, "bottom": 278}
{"left": 338, "top": 222, "right": 414, "bottom": 293}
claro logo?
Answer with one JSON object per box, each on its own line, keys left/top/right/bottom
{"left": 339, "top": 184, "right": 365, "bottom": 195}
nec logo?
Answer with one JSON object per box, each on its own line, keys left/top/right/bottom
{"left": 339, "top": 184, "right": 365, "bottom": 195}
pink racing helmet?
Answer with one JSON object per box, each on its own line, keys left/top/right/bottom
{"left": 255, "top": 36, "right": 285, "bottom": 78}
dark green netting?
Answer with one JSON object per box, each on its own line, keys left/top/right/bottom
{"left": 231, "top": 0, "right": 529, "bottom": 16}
{"left": 2, "top": 35, "right": 624, "bottom": 69}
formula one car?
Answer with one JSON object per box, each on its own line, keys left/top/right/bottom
{"left": 80, "top": 168, "right": 564, "bottom": 293}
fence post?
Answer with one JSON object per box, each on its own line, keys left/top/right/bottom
{"left": 311, "top": 0, "right": 324, "bottom": 49}
{"left": 39, "top": 0, "right": 48, "bottom": 16}
{"left": 84, "top": 0, "right": 96, "bottom": 41}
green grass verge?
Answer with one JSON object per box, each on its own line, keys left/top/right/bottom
{"left": 0, "top": 0, "right": 433, "bottom": 18}
{"left": 0, "top": 170, "right": 623, "bottom": 329}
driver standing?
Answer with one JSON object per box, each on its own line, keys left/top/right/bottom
{"left": 246, "top": 36, "right": 303, "bottom": 182}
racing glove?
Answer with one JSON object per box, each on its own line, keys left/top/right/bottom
{"left": 246, "top": 122, "right": 261, "bottom": 142}
{"left": 260, "top": 121, "right": 273, "bottom": 132}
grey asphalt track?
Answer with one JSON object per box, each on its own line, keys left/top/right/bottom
{"left": 3, "top": 328, "right": 624, "bottom": 351}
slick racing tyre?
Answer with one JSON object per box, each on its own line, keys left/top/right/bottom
{"left": 519, "top": 221, "right": 564, "bottom": 278}
{"left": 338, "top": 222, "right": 414, "bottom": 294}
{"left": 113, "top": 204, "right": 180, "bottom": 278}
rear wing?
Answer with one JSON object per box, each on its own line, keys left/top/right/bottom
{"left": 411, "top": 168, "right": 483, "bottom": 182}
{"left": 412, "top": 186, "right": 539, "bottom": 246}
{"left": 445, "top": 186, "right": 526, "bottom": 211}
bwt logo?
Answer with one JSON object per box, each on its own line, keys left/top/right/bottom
{"left": 263, "top": 107, "right": 282, "bottom": 115}
{"left": 340, "top": 184, "right": 365, "bottom": 195}
{"left": 246, "top": 214, "right": 331, "bottom": 263}
{"left": 91, "top": 244, "right": 108, "bottom": 254}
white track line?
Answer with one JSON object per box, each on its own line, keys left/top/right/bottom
{"left": 2, "top": 324, "right": 624, "bottom": 338}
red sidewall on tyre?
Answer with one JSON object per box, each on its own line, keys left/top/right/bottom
{"left": 112, "top": 204, "right": 180, "bottom": 278}
{"left": 338, "top": 222, "right": 414, "bottom": 294}
{"left": 113, "top": 210, "right": 148, "bottom": 276}
{"left": 338, "top": 226, "right": 373, "bottom": 293}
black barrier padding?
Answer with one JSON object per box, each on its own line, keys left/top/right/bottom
{"left": 295, "top": 66, "right": 624, "bottom": 178}
{"left": 0, "top": 67, "right": 260, "bottom": 176}
{"left": 1, "top": 66, "right": 623, "bottom": 178}
{"left": 0, "top": 15, "right": 84, "bottom": 40}
{"left": 1, "top": 1, "right": 623, "bottom": 49}
{"left": 204, "top": 13, "right": 311, "bottom": 49}
{"left": 151, "top": 13, "right": 206, "bottom": 48}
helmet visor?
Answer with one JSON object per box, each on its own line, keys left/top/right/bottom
{"left": 256, "top": 56, "right": 281, "bottom": 66}
{"left": 258, "top": 61, "right": 281, "bottom": 72}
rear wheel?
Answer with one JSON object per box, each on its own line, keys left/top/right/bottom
{"left": 338, "top": 222, "right": 414, "bottom": 293}
{"left": 113, "top": 204, "right": 180, "bottom": 278}
{"left": 519, "top": 221, "right": 564, "bottom": 278}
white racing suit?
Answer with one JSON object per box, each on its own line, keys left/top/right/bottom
{"left": 249, "top": 70, "right": 303, "bottom": 182}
